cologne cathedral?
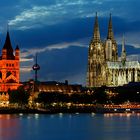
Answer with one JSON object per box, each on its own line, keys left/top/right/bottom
{"left": 0, "top": 31, "right": 20, "bottom": 92}
{"left": 87, "top": 13, "right": 140, "bottom": 87}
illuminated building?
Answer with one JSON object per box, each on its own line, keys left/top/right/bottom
{"left": 87, "top": 13, "right": 140, "bottom": 87}
{"left": 22, "top": 80, "right": 82, "bottom": 95}
{"left": 0, "top": 93, "right": 9, "bottom": 106}
{"left": 0, "top": 31, "right": 20, "bottom": 91}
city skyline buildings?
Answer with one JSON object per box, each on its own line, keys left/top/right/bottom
{"left": 0, "top": 1, "right": 140, "bottom": 85}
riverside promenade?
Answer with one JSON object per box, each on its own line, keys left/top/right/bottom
{"left": 0, "top": 103, "right": 140, "bottom": 114}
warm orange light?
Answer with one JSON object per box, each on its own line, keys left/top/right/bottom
{"left": 0, "top": 32, "right": 20, "bottom": 92}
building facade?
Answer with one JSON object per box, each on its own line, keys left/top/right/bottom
{"left": 0, "top": 31, "right": 20, "bottom": 91}
{"left": 87, "top": 13, "right": 140, "bottom": 87}
{"left": 23, "top": 80, "right": 82, "bottom": 95}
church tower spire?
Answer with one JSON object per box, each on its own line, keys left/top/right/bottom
{"left": 87, "top": 12, "right": 106, "bottom": 87}
{"left": 107, "top": 13, "right": 114, "bottom": 40}
{"left": 105, "top": 13, "right": 118, "bottom": 61}
{"left": 2, "top": 29, "right": 14, "bottom": 60}
{"left": 93, "top": 12, "right": 100, "bottom": 42}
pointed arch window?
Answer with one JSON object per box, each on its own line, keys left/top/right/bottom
{"left": 96, "top": 63, "right": 101, "bottom": 76}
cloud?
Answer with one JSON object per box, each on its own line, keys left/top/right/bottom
{"left": 8, "top": 0, "right": 119, "bottom": 30}
{"left": 20, "top": 66, "right": 32, "bottom": 72}
{"left": 0, "top": 0, "right": 138, "bottom": 32}
{"left": 9, "top": 6, "right": 49, "bottom": 28}
{"left": 20, "top": 40, "right": 87, "bottom": 58}
{"left": 19, "top": 40, "right": 88, "bottom": 83}
{"left": 20, "top": 58, "right": 33, "bottom": 62}
{"left": 3, "top": 0, "right": 140, "bottom": 84}
{"left": 37, "top": 45, "right": 88, "bottom": 84}
{"left": 130, "top": 44, "right": 140, "bottom": 49}
{"left": 127, "top": 54, "right": 140, "bottom": 61}
{"left": 124, "top": 32, "right": 140, "bottom": 49}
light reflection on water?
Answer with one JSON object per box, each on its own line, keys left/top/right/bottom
{"left": 0, "top": 113, "right": 140, "bottom": 140}
{"left": 104, "top": 113, "right": 140, "bottom": 118}
{"left": 0, "top": 114, "right": 20, "bottom": 140}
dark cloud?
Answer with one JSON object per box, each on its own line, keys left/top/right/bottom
{"left": 20, "top": 42, "right": 140, "bottom": 84}
{"left": 118, "top": 44, "right": 140, "bottom": 56}
{"left": 31, "top": 46, "right": 88, "bottom": 84}
{"left": 0, "top": 0, "right": 20, "bottom": 7}
{"left": 8, "top": 17, "right": 93, "bottom": 48}
{"left": 9, "top": 16, "right": 140, "bottom": 48}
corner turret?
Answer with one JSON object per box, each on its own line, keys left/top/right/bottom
{"left": 15, "top": 45, "right": 20, "bottom": 60}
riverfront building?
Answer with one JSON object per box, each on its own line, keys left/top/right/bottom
{"left": 22, "top": 80, "right": 82, "bottom": 94}
{"left": 87, "top": 13, "right": 140, "bottom": 87}
{"left": 0, "top": 31, "right": 20, "bottom": 91}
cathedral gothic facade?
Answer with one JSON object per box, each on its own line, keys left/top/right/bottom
{"left": 87, "top": 13, "right": 140, "bottom": 87}
{"left": 0, "top": 31, "right": 20, "bottom": 92}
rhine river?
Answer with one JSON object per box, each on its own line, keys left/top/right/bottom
{"left": 0, "top": 113, "right": 140, "bottom": 140}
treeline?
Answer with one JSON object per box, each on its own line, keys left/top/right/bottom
{"left": 36, "top": 92, "right": 94, "bottom": 104}
{"left": 7, "top": 86, "right": 140, "bottom": 107}
{"left": 8, "top": 87, "right": 30, "bottom": 105}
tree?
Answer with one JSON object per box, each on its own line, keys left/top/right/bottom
{"left": 8, "top": 87, "right": 30, "bottom": 105}
{"left": 93, "top": 86, "right": 108, "bottom": 104}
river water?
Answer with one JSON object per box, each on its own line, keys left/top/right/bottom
{"left": 0, "top": 113, "right": 140, "bottom": 140}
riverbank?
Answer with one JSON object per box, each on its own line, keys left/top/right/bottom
{"left": 0, "top": 106, "right": 96, "bottom": 114}
{"left": 0, "top": 105, "right": 140, "bottom": 114}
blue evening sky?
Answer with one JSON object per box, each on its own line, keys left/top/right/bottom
{"left": 0, "top": 0, "right": 140, "bottom": 85}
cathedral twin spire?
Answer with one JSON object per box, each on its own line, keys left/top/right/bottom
{"left": 92, "top": 13, "right": 121, "bottom": 62}
{"left": 93, "top": 13, "right": 114, "bottom": 42}
{"left": 92, "top": 12, "right": 127, "bottom": 62}
{"left": 91, "top": 12, "right": 127, "bottom": 65}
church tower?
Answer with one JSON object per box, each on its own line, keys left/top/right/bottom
{"left": 105, "top": 14, "right": 118, "bottom": 61}
{"left": 0, "top": 30, "right": 20, "bottom": 92}
{"left": 87, "top": 13, "right": 106, "bottom": 87}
